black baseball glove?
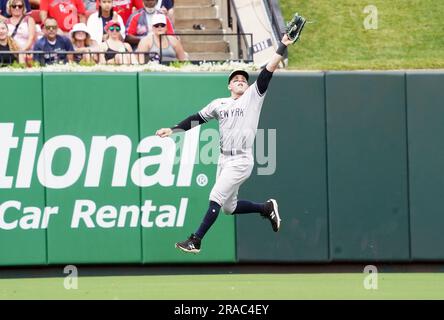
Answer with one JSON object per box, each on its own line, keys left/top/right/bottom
{"left": 286, "top": 13, "right": 307, "bottom": 44}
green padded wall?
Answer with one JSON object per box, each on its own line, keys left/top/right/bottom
{"left": 0, "top": 73, "right": 47, "bottom": 265}
{"left": 43, "top": 73, "right": 142, "bottom": 264}
{"left": 236, "top": 73, "right": 329, "bottom": 262}
{"left": 326, "top": 72, "right": 410, "bottom": 261}
{"left": 1, "top": 71, "right": 444, "bottom": 266}
{"left": 138, "top": 73, "right": 236, "bottom": 263}
{"left": 407, "top": 72, "right": 444, "bottom": 260}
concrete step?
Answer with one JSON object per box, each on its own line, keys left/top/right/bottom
{"left": 187, "top": 52, "right": 232, "bottom": 61}
{"left": 175, "top": 0, "right": 214, "bottom": 6}
{"left": 183, "top": 41, "right": 229, "bottom": 53}
{"left": 175, "top": 18, "right": 222, "bottom": 30}
{"left": 177, "top": 31, "right": 225, "bottom": 42}
{"left": 175, "top": 6, "right": 218, "bottom": 19}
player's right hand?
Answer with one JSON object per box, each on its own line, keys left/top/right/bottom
{"left": 156, "top": 128, "right": 173, "bottom": 138}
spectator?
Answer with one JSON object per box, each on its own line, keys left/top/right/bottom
{"left": 98, "top": 20, "right": 135, "bottom": 64}
{"left": 125, "top": 0, "right": 174, "bottom": 48}
{"left": 39, "top": 0, "right": 86, "bottom": 33}
{"left": 0, "top": 21, "right": 24, "bottom": 64}
{"left": 137, "top": 13, "right": 184, "bottom": 63}
{"left": 33, "top": 17, "right": 74, "bottom": 64}
{"left": 70, "top": 22, "right": 97, "bottom": 62}
{"left": 94, "top": 0, "right": 143, "bottom": 26}
{"left": 156, "top": 0, "right": 173, "bottom": 24}
{"left": 0, "top": 0, "right": 30, "bottom": 18}
{"left": 87, "top": 0, "right": 125, "bottom": 44}
{"left": 5, "top": 0, "right": 36, "bottom": 50}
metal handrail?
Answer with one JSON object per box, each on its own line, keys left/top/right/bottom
{"left": 265, "top": 0, "right": 286, "bottom": 40}
{"left": 165, "top": 32, "right": 254, "bottom": 63}
{"left": 0, "top": 50, "right": 152, "bottom": 66}
{"left": 227, "top": 0, "right": 254, "bottom": 61}
{"left": 0, "top": 32, "right": 255, "bottom": 67}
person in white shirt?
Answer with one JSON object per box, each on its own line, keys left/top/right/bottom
{"left": 87, "top": 0, "right": 125, "bottom": 44}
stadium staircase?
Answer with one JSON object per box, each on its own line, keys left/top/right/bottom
{"left": 174, "top": 0, "right": 232, "bottom": 61}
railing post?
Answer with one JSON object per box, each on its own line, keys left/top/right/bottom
{"left": 227, "top": 0, "right": 232, "bottom": 29}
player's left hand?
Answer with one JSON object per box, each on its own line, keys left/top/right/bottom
{"left": 156, "top": 128, "right": 173, "bottom": 138}
{"left": 281, "top": 34, "right": 293, "bottom": 47}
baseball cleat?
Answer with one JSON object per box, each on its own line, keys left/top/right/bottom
{"left": 175, "top": 234, "right": 201, "bottom": 254}
{"left": 286, "top": 13, "right": 306, "bottom": 43}
{"left": 261, "top": 199, "right": 281, "bottom": 232}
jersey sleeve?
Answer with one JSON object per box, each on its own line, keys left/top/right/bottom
{"left": 256, "top": 67, "right": 273, "bottom": 95}
{"left": 126, "top": 13, "right": 139, "bottom": 35}
{"left": 198, "top": 99, "right": 219, "bottom": 122}
{"left": 252, "top": 80, "right": 268, "bottom": 99}
{"left": 241, "top": 81, "right": 266, "bottom": 113}
{"left": 250, "top": 81, "right": 267, "bottom": 100}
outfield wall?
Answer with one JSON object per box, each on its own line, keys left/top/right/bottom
{"left": 0, "top": 71, "right": 443, "bottom": 266}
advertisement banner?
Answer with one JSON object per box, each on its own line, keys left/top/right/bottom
{"left": 0, "top": 73, "right": 236, "bottom": 265}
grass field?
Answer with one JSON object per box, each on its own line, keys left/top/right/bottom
{"left": 1, "top": 273, "right": 444, "bottom": 299}
{"left": 280, "top": 0, "right": 444, "bottom": 70}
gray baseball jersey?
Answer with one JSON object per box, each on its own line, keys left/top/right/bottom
{"left": 198, "top": 81, "right": 266, "bottom": 154}
{"left": 198, "top": 81, "right": 267, "bottom": 213}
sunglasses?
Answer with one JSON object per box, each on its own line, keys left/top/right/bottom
{"left": 11, "top": 4, "right": 23, "bottom": 8}
{"left": 109, "top": 26, "right": 121, "bottom": 32}
{"left": 153, "top": 23, "right": 166, "bottom": 28}
{"left": 45, "top": 25, "right": 57, "bottom": 30}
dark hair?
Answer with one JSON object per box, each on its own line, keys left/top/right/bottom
{"left": 98, "top": 3, "right": 114, "bottom": 18}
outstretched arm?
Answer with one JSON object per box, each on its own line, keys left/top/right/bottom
{"left": 156, "top": 113, "right": 206, "bottom": 138}
{"left": 266, "top": 34, "right": 293, "bottom": 73}
{"left": 256, "top": 34, "right": 293, "bottom": 95}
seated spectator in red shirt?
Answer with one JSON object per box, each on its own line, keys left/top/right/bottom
{"left": 94, "top": 0, "right": 143, "bottom": 26}
{"left": 40, "top": 0, "right": 86, "bottom": 33}
{"left": 87, "top": 0, "right": 125, "bottom": 44}
{"left": 125, "top": 0, "right": 173, "bottom": 48}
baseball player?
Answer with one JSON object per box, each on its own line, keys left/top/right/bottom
{"left": 156, "top": 14, "right": 306, "bottom": 253}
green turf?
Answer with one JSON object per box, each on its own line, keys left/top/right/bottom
{"left": 280, "top": 0, "right": 444, "bottom": 70}
{"left": 1, "top": 273, "right": 444, "bottom": 299}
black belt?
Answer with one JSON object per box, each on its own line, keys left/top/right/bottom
{"left": 220, "top": 148, "right": 246, "bottom": 156}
